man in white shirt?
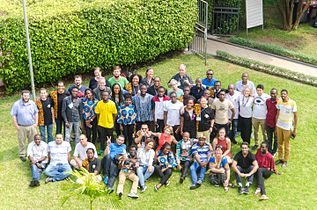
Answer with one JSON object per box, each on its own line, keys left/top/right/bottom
{"left": 226, "top": 84, "right": 240, "bottom": 144}
{"left": 27, "top": 134, "right": 48, "bottom": 187}
{"left": 70, "top": 134, "right": 98, "bottom": 169}
{"left": 164, "top": 92, "right": 184, "bottom": 140}
{"left": 252, "top": 84, "right": 270, "bottom": 150}
{"left": 235, "top": 72, "right": 256, "bottom": 96}
{"left": 45, "top": 134, "right": 72, "bottom": 183}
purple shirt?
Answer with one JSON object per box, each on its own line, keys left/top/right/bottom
{"left": 11, "top": 99, "right": 38, "bottom": 126}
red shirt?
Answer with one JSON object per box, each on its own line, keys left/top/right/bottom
{"left": 255, "top": 149, "right": 275, "bottom": 172}
{"left": 266, "top": 98, "right": 278, "bottom": 128}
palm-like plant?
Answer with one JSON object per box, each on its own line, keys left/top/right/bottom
{"left": 61, "top": 168, "right": 119, "bottom": 210}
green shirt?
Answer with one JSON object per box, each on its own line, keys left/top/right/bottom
{"left": 107, "top": 76, "right": 129, "bottom": 89}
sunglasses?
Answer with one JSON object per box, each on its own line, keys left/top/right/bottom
{"left": 207, "top": 73, "right": 213, "bottom": 75}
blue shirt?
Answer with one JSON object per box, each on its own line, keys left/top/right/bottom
{"left": 109, "top": 143, "right": 126, "bottom": 160}
{"left": 209, "top": 156, "right": 228, "bottom": 168}
{"left": 191, "top": 143, "right": 210, "bottom": 163}
{"left": 202, "top": 78, "right": 217, "bottom": 88}
{"left": 133, "top": 94, "right": 154, "bottom": 122}
{"left": 11, "top": 99, "right": 38, "bottom": 126}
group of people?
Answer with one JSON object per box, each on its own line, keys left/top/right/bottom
{"left": 11, "top": 64, "right": 298, "bottom": 201}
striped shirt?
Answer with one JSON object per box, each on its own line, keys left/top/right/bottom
{"left": 276, "top": 99, "right": 297, "bottom": 130}
{"left": 191, "top": 143, "right": 210, "bottom": 163}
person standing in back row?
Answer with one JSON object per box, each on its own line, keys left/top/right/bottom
{"left": 275, "top": 89, "right": 298, "bottom": 168}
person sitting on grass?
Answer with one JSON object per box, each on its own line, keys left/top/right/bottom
{"left": 176, "top": 132, "right": 196, "bottom": 184}
{"left": 101, "top": 135, "right": 126, "bottom": 192}
{"left": 254, "top": 142, "right": 276, "bottom": 201}
{"left": 134, "top": 124, "right": 153, "bottom": 148}
{"left": 27, "top": 134, "right": 48, "bottom": 187}
{"left": 151, "top": 126, "right": 178, "bottom": 155}
{"left": 189, "top": 136, "right": 211, "bottom": 190}
{"left": 208, "top": 146, "right": 230, "bottom": 192}
{"left": 45, "top": 134, "right": 72, "bottom": 183}
{"left": 137, "top": 138, "right": 155, "bottom": 192}
{"left": 232, "top": 142, "right": 259, "bottom": 195}
{"left": 154, "top": 143, "right": 177, "bottom": 192}
{"left": 116, "top": 145, "right": 139, "bottom": 199}
{"left": 82, "top": 148, "right": 101, "bottom": 175}
{"left": 212, "top": 128, "right": 232, "bottom": 164}
{"left": 70, "top": 134, "right": 97, "bottom": 169}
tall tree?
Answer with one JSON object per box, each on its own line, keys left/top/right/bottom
{"left": 277, "top": 0, "right": 312, "bottom": 30}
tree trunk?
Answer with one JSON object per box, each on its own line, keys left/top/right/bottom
{"left": 292, "top": 0, "right": 311, "bottom": 30}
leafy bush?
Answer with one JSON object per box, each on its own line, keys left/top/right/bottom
{"left": 0, "top": 0, "right": 197, "bottom": 93}
{"left": 216, "top": 50, "right": 317, "bottom": 87}
{"left": 229, "top": 37, "right": 317, "bottom": 66}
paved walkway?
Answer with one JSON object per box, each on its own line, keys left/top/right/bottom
{"left": 207, "top": 38, "right": 317, "bottom": 78}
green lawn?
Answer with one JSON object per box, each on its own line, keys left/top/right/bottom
{"left": 1, "top": 54, "right": 316, "bottom": 209}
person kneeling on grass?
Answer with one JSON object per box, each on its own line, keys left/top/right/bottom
{"left": 176, "top": 132, "right": 197, "bottom": 184}
{"left": 208, "top": 146, "right": 230, "bottom": 192}
{"left": 232, "top": 142, "right": 258, "bottom": 195}
{"left": 27, "top": 134, "right": 48, "bottom": 187}
{"left": 137, "top": 138, "right": 155, "bottom": 192}
{"left": 189, "top": 136, "right": 211, "bottom": 190}
{"left": 154, "top": 143, "right": 177, "bottom": 192}
{"left": 45, "top": 134, "right": 72, "bottom": 183}
{"left": 116, "top": 146, "right": 139, "bottom": 199}
{"left": 254, "top": 141, "right": 276, "bottom": 201}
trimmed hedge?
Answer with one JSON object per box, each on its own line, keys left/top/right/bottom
{"left": 0, "top": 0, "right": 197, "bottom": 93}
{"left": 229, "top": 37, "right": 317, "bottom": 66}
{"left": 216, "top": 50, "right": 317, "bottom": 87}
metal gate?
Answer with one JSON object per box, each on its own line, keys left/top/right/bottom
{"left": 190, "top": 0, "right": 208, "bottom": 65}
{"left": 212, "top": 7, "right": 240, "bottom": 35}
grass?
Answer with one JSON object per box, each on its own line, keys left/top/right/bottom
{"left": 1, "top": 54, "right": 317, "bottom": 209}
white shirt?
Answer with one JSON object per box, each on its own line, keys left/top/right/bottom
{"left": 238, "top": 95, "right": 254, "bottom": 118}
{"left": 137, "top": 148, "right": 155, "bottom": 166}
{"left": 154, "top": 97, "right": 167, "bottom": 120}
{"left": 252, "top": 93, "right": 270, "bottom": 119}
{"left": 27, "top": 141, "right": 48, "bottom": 163}
{"left": 226, "top": 91, "right": 240, "bottom": 119}
{"left": 73, "top": 142, "right": 98, "bottom": 161}
{"left": 163, "top": 100, "right": 183, "bottom": 126}
{"left": 235, "top": 80, "right": 256, "bottom": 96}
{"left": 48, "top": 141, "right": 71, "bottom": 165}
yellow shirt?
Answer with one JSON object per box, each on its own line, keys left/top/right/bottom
{"left": 95, "top": 100, "right": 117, "bottom": 128}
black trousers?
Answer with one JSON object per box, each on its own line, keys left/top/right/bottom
{"left": 55, "top": 118, "right": 65, "bottom": 137}
{"left": 256, "top": 168, "right": 272, "bottom": 195}
{"left": 101, "top": 154, "right": 119, "bottom": 188}
{"left": 98, "top": 126, "right": 114, "bottom": 151}
{"left": 180, "top": 160, "right": 191, "bottom": 178}
{"left": 84, "top": 118, "right": 98, "bottom": 144}
{"left": 156, "top": 119, "right": 165, "bottom": 132}
{"left": 266, "top": 126, "right": 278, "bottom": 155}
{"left": 155, "top": 165, "right": 173, "bottom": 185}
{"left": 123, "top": 124, "right": 134, "bottom": 148}
{"left": 239, "top": 116, "right": 252, "bottom": 144}
{"left": 115, "top": 122, "right": 121, "bottom": 137}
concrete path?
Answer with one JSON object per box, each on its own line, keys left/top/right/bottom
{"left": 207, "top": 38, "right": 317, "bottom": 78}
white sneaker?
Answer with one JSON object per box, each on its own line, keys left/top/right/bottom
{"left": 141, "top": 185, "right": 147, "bottom": 193}
{"left": 128, "top": 193, "right": 139, "bottom": 199}
{"left": 254, "top": 188, "right": 261, "bottom": 196}
{"left": 259, "top": 194, "right": 269, "bottom": 201}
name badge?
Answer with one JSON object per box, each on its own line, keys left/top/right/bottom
{"left": 204, "top": 114, "right": 209, "bottom": 119}
{"left": 196, "top": 116, "right": 201, "bottom": 121}
{"left": 68, "top": 103, "right": 73, "bottom": 109}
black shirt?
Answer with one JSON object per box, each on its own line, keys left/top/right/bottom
{"left": 87, "top": 158, "right": 101, "bottom": 173}
{"left": 198, "top": 107, "right": 214, "bottom": 132}
{"left": 234, "top": 151, "right": 256, "bottom": 169}
{"left": 89, "top": 78, "right": 98, "bottom": 90}
{"left": 57, "top": 92, "right": 67, "bottom": 120}
{"left": 41, "top": 98, "right": 53, "bottom": 125}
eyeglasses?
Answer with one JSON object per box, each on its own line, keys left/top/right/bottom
{"left": 207, "top": 74, "right": 213, "bottom": 75}
{"left": 141, "top": 128, "right": 147, "bottom": 130}
{"left": 241, "top": 147, "right": 248, "bottom": 149}
{"left": 171, "top": 96, "right": 177, "bottom": 98}
{"left": 154, "top": 80, "right": 160, "bottom": 82}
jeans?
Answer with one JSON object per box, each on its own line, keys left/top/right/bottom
{"left": 190, "top": 161, "right": 207, "bottom": 185}
{"left": 45, "top": 163, "right": 72, "bottom": 181}
{"left": 98, "top": 126, "right": 114, "bottom": 151}
{"left": 229, "top": 119, "right": 239, "bottom": 142}
{"left": 55, "top": 118, "right": 65, "bottom": 137}
{"left": 209, "top": 172, "right": 227, "bottom": 186}
{"left": 235, "top": 165, "right": 254, "bottom": 185}
{"left": 39, "top": 124, "right": 53, "bottom": 143}
{"left": 239, "top": 116, "right": 252, "bottom": 144}
{"left": 256, "top": 168, "right": 272, "bottom": 195}
{"left": 101, "top": 155, "right": 119, "bottom": 188}
{"left": 266, "top": 126, "right": 278, "bottom": 155}
{"left": 180, "top": 160, "right": 191, "bottom": 178}
{"left": 123, "top": 124, "right": 134, "bottom": 148}
{"left": 155, "top": 165, "right": 172, "bottom": 185}
{"left": 137, "top": 165, "right": 154, "bottom": 188}
{"left": 31, "top": 163, "right": 46, "bottom": 181}
{"left": 65, "top": 121, "right": 80, "bottom": 144}
{"left": 84, "top": 118, "right": 98, "bottom": 144}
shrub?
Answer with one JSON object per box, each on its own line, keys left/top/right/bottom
{"left": 228, "top": 37, "right": 317, "bottom": 66}
{"left": 0, "top": 0, "right": 197, "bottom": 93}
{"left": 216, "top": 50, "right": 317, "bottom": 87}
